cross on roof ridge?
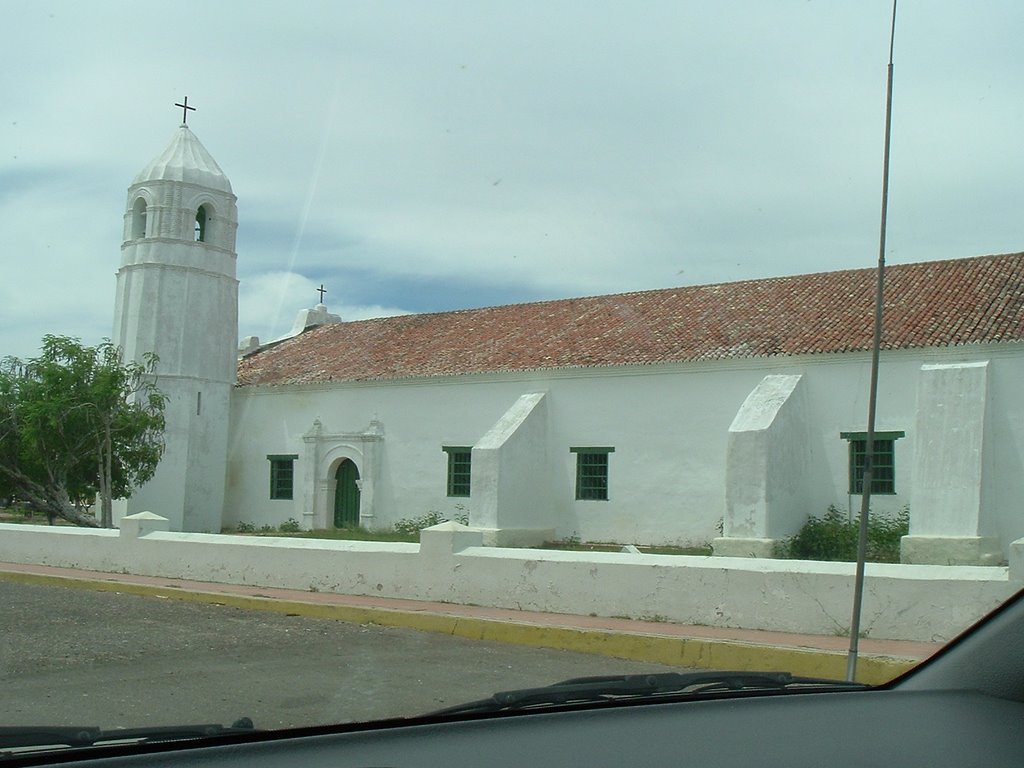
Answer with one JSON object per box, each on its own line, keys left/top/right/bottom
{"left": 174, "top": 96, "right": 196, "bottom": 125}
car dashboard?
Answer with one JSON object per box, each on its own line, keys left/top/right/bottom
{"left": 9, "top": 686, "right": 1021, "bottom": 768}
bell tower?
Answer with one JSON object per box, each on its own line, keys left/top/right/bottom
{"left": 112, "top": 105, "right": 238, "bottom": 532}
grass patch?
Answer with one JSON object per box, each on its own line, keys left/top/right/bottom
{"left": 0, "top": 507, "right": 74, "bottom": 526}
{"left": 225, "top": 525, "right": 419, "bottom": 543}
{"left": 540, "top": 539, "right": 713, "bottom": 556}
{"left": 223, "top": 520, "right": 713, "bottom": 554}
{"left": 226, "top": 510, "right": 469, "bottom": 543}
{"left": 641, "top": 544, "right": 713, "bottom": 556}
{"left": 291, "top": 527, "right": 418, "bottom": 543}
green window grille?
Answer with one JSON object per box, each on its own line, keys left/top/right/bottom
{"left": 571, "top": 447, "right": 614, "bottom": 501}
{"left": 268, "top": 454, "right": 298, "bottom": 500}
{"left": 443, "top": 447, "right": 472, "bottom": 497}
{"left": 840, "top": 432, "right": 904, "bottom": 495}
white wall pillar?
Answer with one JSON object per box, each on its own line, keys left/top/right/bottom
{"left": 470, "top": 393, "right": 555, "bottom": 546}
{"left": 714, "top": 374, "right": 808, "bottom": 557}
{"left": 118, "top": 511, "right": 171, "bottom": 538}
{"left": 902, "top": 362, "right": 1002, "bottom": 565}
{"left": 301, "top": 419, "right": 322, "bottom": 529}
{"left": 358, "top": 420, "right": 384, "bottom": 528}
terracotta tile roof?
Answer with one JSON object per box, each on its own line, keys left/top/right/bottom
{"left": 236, "top": 252, "right": 1024, "bottom": 387}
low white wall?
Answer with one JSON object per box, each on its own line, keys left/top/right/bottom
{"left": 0, "top": 522, "right": 1016, "bottom": 643}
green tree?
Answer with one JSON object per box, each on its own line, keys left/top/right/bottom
{"left": 0, "top": 335, "right": 166, "bottom": 527}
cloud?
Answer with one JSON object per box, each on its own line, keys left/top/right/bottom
{"left": 0, "top": 173, "right": 121, "bottom": 360}
{"left": 238, "top": 271, "right": 409, "bottom": 345}
{"left": 4, "top": 0, "right": 1024, "bottom": 365}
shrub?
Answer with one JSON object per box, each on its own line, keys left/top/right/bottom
{"left": 279, "top": 517, "right": 301, "bottom": 533}
{"left": 562, "top": 531, "right": 582, "bottom": 548}
{"left": 393, "top": 511, "right": 446, "bottom": 536}
{"left": 394, "top": 509, "right": 468, "bottom": 536}
{"left": 234, "top": 521, "right": 256, "bottom": 533}
{"left": 864, "top": 505, "right": 911, "bottom": 563}
{"left": 776, "top": 505, "right": 909, "bottom": 563}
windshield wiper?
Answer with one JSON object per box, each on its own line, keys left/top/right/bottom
{"left": 0, "top": 718, "right": 255, "bottom": 755}
{"left": 428, "top": 671, "right": 871, "bottom": 716}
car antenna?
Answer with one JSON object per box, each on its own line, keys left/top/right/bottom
{"left": 847, "top": 0, "right": 898, "bottom": 683}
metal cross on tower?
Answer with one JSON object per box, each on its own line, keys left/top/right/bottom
{"left": 174, "top": 96, "right": 196, "bottom": 125}
{"left": 317, "top": 284, "right": 327, "bottom": 303}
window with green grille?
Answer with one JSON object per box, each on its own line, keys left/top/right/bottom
{"left": 443, "top": 447, "right": 472, "bottom": 497}
{"left": 840, "top": 432, "right": 904, "bottom": 495}
{"left": 268, "top": 454, "right": 298, "bottom": 500}
{"left": 571, "top": 447, "right": 614, "bottom": 501}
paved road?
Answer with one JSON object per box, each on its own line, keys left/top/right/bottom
{"left": 1, "top": 581, "right": 681, "bottom": 730}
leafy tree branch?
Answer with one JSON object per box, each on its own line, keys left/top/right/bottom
{"left": 0, "top": 335, "right": 166, "bottom": 527}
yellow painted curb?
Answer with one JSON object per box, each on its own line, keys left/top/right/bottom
{"left": 0, "top": 570, "right": 914, "bottom": 685}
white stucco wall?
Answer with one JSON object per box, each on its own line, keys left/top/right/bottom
{"left": 118, "top": 378, "right": 231, "bottom": 533}
{"left": 113, "top": 241, "right": 238, "bottom": 385}
{"left": 985, "top": 354, "right": 1024, "bottom": 554}
{"left": 0, "top": 523, "right": 1015, "bottom": 643}
{"left": 224, "top": 344, "right": 1024, "bottom": 552}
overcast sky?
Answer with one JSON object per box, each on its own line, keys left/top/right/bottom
{"left": 2, "top": 1, "right": 1022, "bottom": 360}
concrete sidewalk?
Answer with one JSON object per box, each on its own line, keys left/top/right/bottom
{"left": 0, "top": 561, "right": 940, "bottom": 685}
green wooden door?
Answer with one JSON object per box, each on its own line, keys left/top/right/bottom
{"left": 333, "top": 459, "right": 361, "bottom": 528}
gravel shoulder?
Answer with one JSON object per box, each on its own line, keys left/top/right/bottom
{"left": 1, "top": 581, "right": 680, "bottom": 729}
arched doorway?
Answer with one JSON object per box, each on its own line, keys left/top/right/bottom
{"left": 333, "top": 459, "right": 361, "bottom": 528}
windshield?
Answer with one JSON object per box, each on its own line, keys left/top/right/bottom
{"left": 2, "top": 0, "right": 1023, "bottom": 754}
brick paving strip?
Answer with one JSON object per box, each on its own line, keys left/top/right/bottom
{"left": 0, "top": 562, "right": 940, "bottom": 685}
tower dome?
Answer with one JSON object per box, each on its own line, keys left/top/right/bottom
{"left": 122, "top": 124, "right": 237, "bottom": 251}
{"left": 133, "top": 125, "right": 233, "bottom": 194}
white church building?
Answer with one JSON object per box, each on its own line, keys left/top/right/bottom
{"left": 113, "top": 123, "right": 1024, "bottom": 567}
